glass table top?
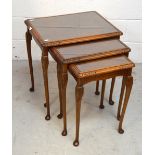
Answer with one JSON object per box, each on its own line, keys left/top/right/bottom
{"left": 26, "top": 11, "right": 122, "bottom": 46}
{"left": 51, "top": 39, "right": 130, "bottom": 63}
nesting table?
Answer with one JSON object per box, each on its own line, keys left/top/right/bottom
{"left": 69, "top": 55, "right": 134, "bottom": 146}
{"left": 24, "top": 11, "right": 123, "bottom": 120}
{"left": 24, "top": 11, "right": 135, "bottom": 147}
{"left": 50, "top": 39, "right": 130, "bottom": 137}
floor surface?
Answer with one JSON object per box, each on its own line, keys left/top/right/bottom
{"left": 13, "top": 61, "right": 142, "bottom": 155}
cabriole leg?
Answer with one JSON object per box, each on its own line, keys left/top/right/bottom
{"left": 118, "top": 76, "right": 133, "bottom": 134}
{"left": 61, "top": 66, "right": 68, "bottom": 136}
{"left": 73, "top": 85, "right": 84, "bottom": 147}
{"left": 99, "top": 80, "right": 106, "bottom": 109}
{"left": 117, "top": 77, "right": 126, "bottom": 121}
{"left": 25, "top": 29, "right": 34, "bottom": 92}
{"left": 41, "top": 48, "right": 50, "bottom": 120}
{"left": 109, "top": 78, "right": 115, "bottom": 105}
{"left": 57, "top": 64, "right": 63, "bottom": 119}
{"left": 95, "top": 80, "right": 100, "bottom": 95}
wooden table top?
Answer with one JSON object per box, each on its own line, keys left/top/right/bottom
{"left": 25, "top": 11, "right": 122, "bottom": 47}
{"left": 50, "top": 39, "right": 130, "bottom": 64}
{"left": 69, "top": 56, "right": 135, "bottom": 79}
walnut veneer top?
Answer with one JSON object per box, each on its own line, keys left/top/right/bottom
{"left": 25, "top": 11, "right": 122, "bottom": 47}
{"left": 50, "top": 39, "right": 130, "bottom": 64}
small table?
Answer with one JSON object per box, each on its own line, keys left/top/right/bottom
{"left": 24, "top": 11, "right": 122, "bottom": 120}
{"left": 69, "top": 55, "right": 134, "bottom": 146}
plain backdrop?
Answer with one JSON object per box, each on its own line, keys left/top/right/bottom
{"left": 12, "top": 0, "right": 142, "bottom": 62}
{"left": 0, "top": 0, "right": 152, "bottom": 155}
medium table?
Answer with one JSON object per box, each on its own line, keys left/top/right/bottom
{"left": 50, "top": 39, "right": 130, "bottom": 136}
{"left": 24, "top": 11, "right": 122, "bottom": 120}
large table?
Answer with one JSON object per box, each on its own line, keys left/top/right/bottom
{"left": 24, "top": 11, "right": 122, "bottom": 120}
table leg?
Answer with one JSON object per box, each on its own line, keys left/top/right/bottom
{"left": 95, "top": 80, "right": 100, "bottom": 95}
{"left": 118, "top": 76, "right": 133, "bottom": 134}
{"left": 117, "top": 77, "right": 126, "bottom": 121}
{"left": 61, "top": 65, "right": 68, "bottom": 136}
{"left": 25, "top": 29, "right": 34, "bottom": 92}
{"left": 41, "top": 48, "right": 50, "bottom": 120}
{"left": 99, "top": 80, "right": 106, "bottom": 109}
{"left": 73, "top": 85, "right": 84, "bottom": 147}
{"left": 57, "top": 63, "right": 63, "bottom": 119}
{"left": 109, "top": 78, "right": 115, "bottom": 105}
